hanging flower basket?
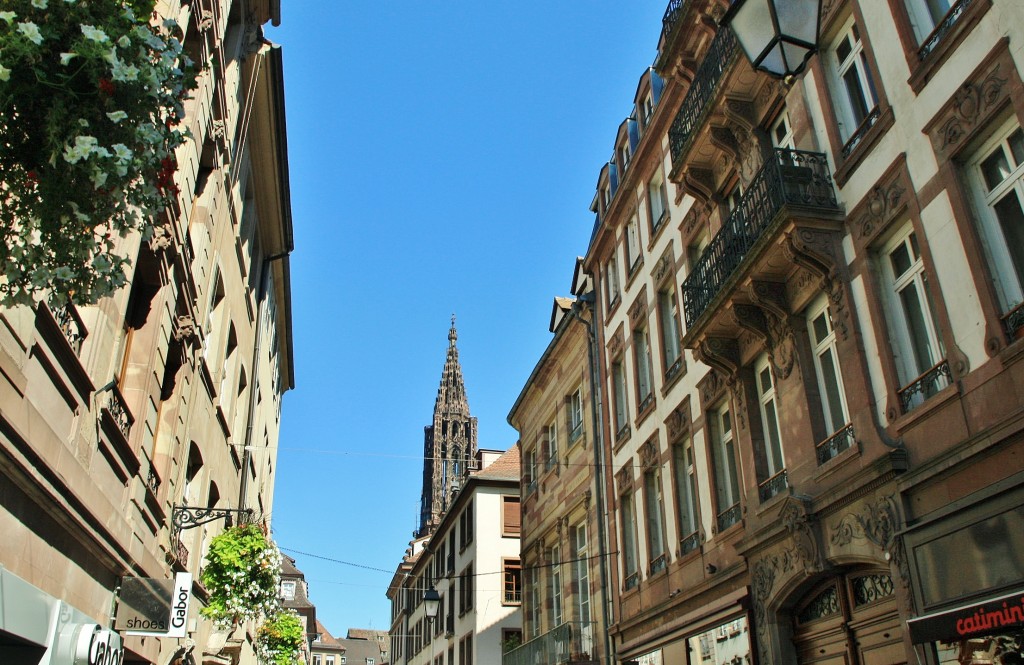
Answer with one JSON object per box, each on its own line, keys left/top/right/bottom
{"left": 255, "top": 609, "right": 305, "bottom": 665}
{"left": 0, "top": 0, "right": 197, "bottom": 307}
{"left": 200, "top": 523, "right": 283, "bottom": 628}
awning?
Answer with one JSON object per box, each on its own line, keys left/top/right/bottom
{"left": 907, "top": 589, "right": 1024, "bottom": 643}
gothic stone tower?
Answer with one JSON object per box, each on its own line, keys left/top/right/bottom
{"left": 418, "top": 318, "right": 478, "bottom": 537}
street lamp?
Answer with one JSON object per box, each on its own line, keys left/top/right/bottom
{"left": 721, "top": 0, "right": 823, "bottom": 78}
{"left": 423, "top": 587, "right": 441, "bottom": 620}
{"left": 423, "top": 587, "right": 440, "bottom": 665}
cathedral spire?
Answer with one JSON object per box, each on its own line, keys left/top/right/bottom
{"left": 418, "top": 317, "right": 478, "bottom": 537}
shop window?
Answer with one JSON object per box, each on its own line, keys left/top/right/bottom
{"left": 685, "top": 615, "right": 751, "bottom": 664}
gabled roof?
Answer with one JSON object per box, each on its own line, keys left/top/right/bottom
{"left": 473, "top": 446, "right": 520, "bottom": 481}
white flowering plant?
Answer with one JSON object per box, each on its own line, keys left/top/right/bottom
{"left": 0, "top": 0, "right": 197, "bottom": 306}
{"left": 255, "top": 609, "right": 304, "bottom": 665}
{"left": 201, "top": 523, "right": 284, "bottom": 628}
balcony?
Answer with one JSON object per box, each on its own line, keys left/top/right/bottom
{"left": 816, "top": 424, "right": 855, "bottom": 465}
{"left": 682, "top": 149, "right": 840, "bottom": 329}
{"left": 757, "top": 468, "right": 789, "bottom": 503}
{"left": 918, "top": 0, "right": 972, "bottom": 61}
{"left": 503, "top": 623, "right": 596, "bottom": 665}
{"left": 668, "top": 27, "right": 738, "bottom": 170}
{"left": 898, "top": 360, "right": 952, "bottom": 413}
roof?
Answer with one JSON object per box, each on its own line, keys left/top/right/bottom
{"left": 347, "top": 629, "right": 389, "bottom": 642}
{"left": 336, "top": 637, "right": 384, "bottom": 664}
{"left": 314, "top": 621, "right": 343, "bottom": 648}
{"left": 473, "top": 445, "right": 520, "bottom": 481}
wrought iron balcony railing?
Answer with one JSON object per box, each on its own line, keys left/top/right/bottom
{"left": 668, "top": 27, "right": 738, "bottom": 168}
{"left": 758, "top": 468, "right": 789, "bottom": 503}
{"left": 841, "top": 106, "right": 881, "bottom": 159}
{"left": 682, "top": 148, "right": 840, "bottom": 328}
{"left": 53, "top": 304, "right": 87, "bottom": 355}
{"left": 680, "top": 530, "right": 700, "bottom": 555}
{"left": 662, "top": 0, "right": 687, "bottom": 42}
{"left": 101, "top": 383, "right": 134, "bottom": 442}
{"left": 816, "top": 424, "right": 855, "bottom": 465}
{"left": 1003, "top": 301, "right": 1024, "bottom": 340}
{"left": 503, "top": 623, "right": 595, "bottom": 665}
{"left": 918, "top": 0, "right": 971, "bottom": 61}
{"left": 898, "top": 360, "right": 951, "bottom": 413}
{"left": 716, "top": 502, "right": 741, "bottom": 533}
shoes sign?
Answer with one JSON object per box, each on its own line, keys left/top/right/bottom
{"left": 115, "top": 573, "right": 192, "bottom": 638}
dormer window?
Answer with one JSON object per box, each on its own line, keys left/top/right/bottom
{"left": 280, "top": 580, "right": 296, "bottom": 600}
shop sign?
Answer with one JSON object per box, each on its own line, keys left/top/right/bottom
{"left": 72, "top": 624, "right": 123, "bottom": 665}
{"left": 115, "top": 573, "right": 192, "bottom": 637}
{"left": 908, "top": 589, "right": 1024, "bottom": 643}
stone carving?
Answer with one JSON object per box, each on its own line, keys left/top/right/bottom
{"left": 938, "top": 65, "right": 1008, "bottom": 152}
{"left": 640, "top": 438, "right": 660, "bottom": 470}
{"left": 607, "top": 328, "right": 624, "bottom": 358}
{"left": 653, "top": 249, "right": 675, "bottom": 285}
{"left": 699, "top": 369, "right": 728, "bottom": 408}
{"left": 173, "top": 315, "right": 197, "bottom": 342}
{"left": 665, "top": 400, "right": 690, "bottom": 442}
{"left": 628, "top": 291, "right": 649, "bottom": 325}
{"left": 855, "top": 181, "right": 906, "bottom": 242}
{"left": 830, "top": 494, "right": 914, "bottom": 613}
{"left": 615, "top": 464, "right": 633, "bottom": 492}
{"left": 149, "top": 222, "right": 175, "bottom": 253}
{"left": 683, "top": 203, "right": 710, "bottom": 237}
{"left": 780, "top": 497, "right": 822, "bottom": 575}
{"left": 682, "top": 167, "right": 715, "bottom": 204}
{"left": 198, "top": 10, "right": 214, "bottom": 31}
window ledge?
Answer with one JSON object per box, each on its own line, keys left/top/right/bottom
{"left": 908, "top": 0, "right": 992, "bottom": 94}
{"left": 833, "top": 106, "right": 896, "bottom": 187}
{"left": 892, "top": 380, "right": 960, "bottom": 433}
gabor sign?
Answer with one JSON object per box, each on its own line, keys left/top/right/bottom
{"left": 116, "top": 573, "right": 192, "bottom": 637}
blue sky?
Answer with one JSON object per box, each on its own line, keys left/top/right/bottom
{"left": 265, "top": 1, "right": 669, "bottom": 636}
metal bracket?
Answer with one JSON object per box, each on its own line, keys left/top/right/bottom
{"left": 171, "top": 505, "right": 253, "bottom": 532}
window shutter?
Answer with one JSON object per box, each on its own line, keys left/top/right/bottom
{"left": 503, "top": 496, "right": 521, "bottom": 534}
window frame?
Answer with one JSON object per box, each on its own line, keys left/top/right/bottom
{"left": 828, "top": 17, "right": 880, "bottom": 146}
{"left": 807, "top": 295, "right": 851, "bottom": 439}
{"left": 643, "top": 466, "right": 667, "bottom": 574}
{"left": 544, "top": 418, "right": 558, "bottom": 472}
{"left": 671, "top": 436, "right": 701, "bottom": 555}
{"left": 709, "top": 401, "right": 741, "bottom": 532}
{"left": 657, "top": 285, "right": 683, "bottom": 382}
{"left": 625, "top": 215, "right": 643, "bottom": 274}
{"left": 966, "top": 119, "right": 1024, "bottom": 317}
{"left": 648, "top": 169, "right": 669, "bottom": 234}
{"left": 611, "top": 357, "right": 630, "bottom": 439}
{"left": 754, "top": 354, "right": 785, "bottom": 479}
{"left": 632, "top": 325, "right": 654, "bottom": 415}
{"left": 568, "top": 387, "right": 584, "bottom": 443}
{"left": 619, "top": 491, "right": 639, "bottom": 591}
{"left": 502, "top": 558, "right": 523, "bottom": 605}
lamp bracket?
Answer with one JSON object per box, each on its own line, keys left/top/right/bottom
{"left": 172, "top": 505, "right": 254, "bottom": 531}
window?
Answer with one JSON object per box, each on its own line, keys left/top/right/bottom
{"left": 527, "top": 568, "right": 541, "bottom": 637}
{"left": 604, "top": 256, "right": 620, "bottom": 309}
{"left": 502, "top": 495, "right": 521, "bottom": 536}
{"left": 633, "top": 326, "right": 654, "bottom": 413}
{"left": 612, "top": 358, "right": 629, "bottom": 438}
{"left": 280, "top": 580, "right": 296, "bottom": 600}
{"left": 459, "top": 563, "right": 474, "bottom": 614}
{"left": 968, "top": 122, "right": 1024, "bottom": 330}
{"left": 643, "top": 468, "right": 667, "bottom": 574}
{"left": 830, "top": 20, "right": 879, "bottom": 146}
{"left": 620, "top": 493, "right": 639, "bottom": 590}
{"left": 710, "top": 403, "right": 741, "bottom": 531}
{"left": 313, "top": 656, "right": 322, "bottom": 665}
{"left": 568, "top": 387, "right": 584, "bottom": 443}
{"left": 641, "top": 92, "right": 654, "bottom": 128}
{"left": 626, "top": 216, "right": 642, "bottom": 272}
{"left": 459, "top": 500, "right": 474, "bottom": 549}
{"left": 807, "top": 297, "right": 852, "bottom": 462}
{"left": 881, "top": 226, "right": 948, "bottom": 410}
{"left": 503, "top": 559, "right": 522, "bottom": 604}
{"left": 905, "top": 0, "right": 955, "bottom": 44}
{"left": 648, "top": 171, "right": 669, "bottom": 232}
{"left": 549, "top": 544, "right": 563, "bottom": 627}
{"left": 672, "top": 437, "right": 700, "bottom": 554}
{"left": 544, "top": 419, "right": 558, "bottom": 472}
{"left": 619, "top": 141, "right": 631, "bottom": 175}
{"left": 524, "top": 448, "right": 537, "bottom": 494}
{"left": 772, "top": 108, "right": 795, "bottom": 149}
{"left": 325, "top": 657, "right": 334, "bottom": 665}
{"left": 755, "top": 355, "right": 787, "bottom": 501}
{"left": 573, "top": 523, "right": 591, "bottom": 622}
{"left": 657, "top": 287, "right": 683, "bottom": 380}
{"left": 459, "top": 634, "right": 473, "bottom": 665}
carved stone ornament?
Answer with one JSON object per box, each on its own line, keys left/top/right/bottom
{"left": 937, "top": 64, "right": 1008, "bottom": 154}
{"left": 665, "top": 400, "right": 690, "bottom": 442}
{"left": 653, "top": 249, "right": 675, "bottom": 285}
{"left": 148, "top": 222, "right": 175, "bottom": 254}
{"left": 173, "top": 315, "right": 197, "bottom": 342}
{"left": 640, "top": 438, "right": 660, "bottom": 470}
{"left": 682, "top": 167, "right": 715, "bottom": 204}
{"left": 855, "top": 181, "right": 907, "bottom": 242}
{"left": 198, "top": 9, "right": 214, "bottom": 31}
{"left": 615, "top": 464, "right": 633, "bottom": 492}
{"left": 779, "top": 497, "right": 822, "bottom": 575}
{"left": 732, "top": 304, "right": 770, "bottom": 346}
{"left": 683, "top": 202, "right": 710, "bottom": 237}
{"left": 628, "top": 291, "right": 649, "bottom": 326}
{"left": 607, "top": 328, "right": 625, "bottom": 358}
{"left": 695, "top": 336, "right": 741, "bottom": 379}
{"left": 710, "top": 125, "right": 741, "bottom": 167}
{"left": 699, "top": 369, "right": 728, "bottom": 408}
{"left": 830, "top": 494, "right": 914, "bottom": 612}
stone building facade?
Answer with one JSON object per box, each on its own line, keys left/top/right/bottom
{"left": 505, "top": 262, "right": 612, "bottom": 665}
{"left": 513, "top": 0, "right": 1024, "bottom": 664}
{"left": 0, "top": 1, "right": 294, "bottom": 665}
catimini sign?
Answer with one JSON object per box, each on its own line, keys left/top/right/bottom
{"left": 115, "top": 573, "right": 192, "bottom": 637}
{"left": 907, "top": 589, "right": 1024, "bottom": 644}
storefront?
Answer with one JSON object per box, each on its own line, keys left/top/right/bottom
{"left": 0, "top": 566, "right": 123, "bottom": 665}
{"left": 902, "top": 474, "right": 1024, "bottom": 664}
